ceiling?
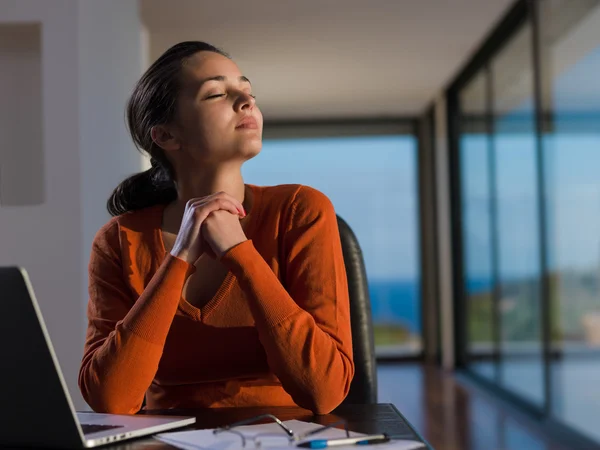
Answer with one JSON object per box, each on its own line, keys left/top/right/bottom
{"left": 140, "top": 0, "right": 516, "bottom": 120}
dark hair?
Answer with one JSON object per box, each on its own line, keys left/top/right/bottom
{"left": 107, "top": 41, "right": 229, "bottom": 216}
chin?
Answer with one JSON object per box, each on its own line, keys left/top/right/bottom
{"left": 239, "top": 139, "right": 262, "bottom": 158}
{"left": 242, "top": 145, "right": 261, "bottom": 162}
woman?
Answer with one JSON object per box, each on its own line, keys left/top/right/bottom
{"left": 78, "top": 41, "right": 354, "bottom": 415}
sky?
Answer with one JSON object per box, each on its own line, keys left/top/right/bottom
{"left": 462, "top": 43, "right": 600, "bottom": 280}
{"left": 242, "top": 128, "right": 600, "bottom": 284}
{"left": 241, "top": 128, "right": 600, "bottom": 285}
{"left": 242, "top": 135, "right": 419, "bottom": 281}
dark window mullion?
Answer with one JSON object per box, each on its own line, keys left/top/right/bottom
{"left": 486, "top": 62, "right": 502, "bottom": 385}
{"left": 450, "top": 90, "right": 468, "bottom": 368}
{"left": 530, "top": 0, "right": 553, "bottom": 417}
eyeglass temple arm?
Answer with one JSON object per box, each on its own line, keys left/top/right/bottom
{"left": 213, "top": 414, "right": 295, "bottom": 437}
{"left": 212, "top": 429, "right": 248, "bottom": 447}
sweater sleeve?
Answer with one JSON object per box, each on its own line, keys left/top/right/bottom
{"left": 78, "top": 220, "right": 194, "bottom": 414}
{"left": 220, "top": 186, "right": 354, "bottom": 414}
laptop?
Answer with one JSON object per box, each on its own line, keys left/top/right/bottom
{"left": 0, "top": 267, "right": 196, "bottom": 448}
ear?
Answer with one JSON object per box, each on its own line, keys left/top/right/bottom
{"left": 150, "top": 125, "right": 180, "bottom": 152}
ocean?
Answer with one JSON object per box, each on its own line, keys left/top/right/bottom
{"left": 369, "top": 278, "right": 493, "bottom": 333}
{"left": 369, "top": 280, "right": 422, "bottom": 333}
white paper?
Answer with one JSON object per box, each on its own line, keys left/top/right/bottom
{"left": 155, "top": 419, "right": 425, "bottom": 449}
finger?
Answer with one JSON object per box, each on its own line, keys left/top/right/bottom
{"left": 190, "top": 196, "right": 244, "bottom": 216}
{"left": 192, "top": 200, "right": 239, "bottom": 223}
{"left": 188, "top": 196, "right": 239, "bottom": 213}
{"left": 208, "top": 199, "right": 241, "bottom": 216}
{"left": 189, "top": 192, "right": 244, "bottom": 215}
{"left": 214, "top": 192, "right": 245, "bottom": 214}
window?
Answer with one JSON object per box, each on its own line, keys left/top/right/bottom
{"left": 460, "top": 69, "right": 496, "bottom": 382}
{"left": 491, "top": 23, "right": 544, "bottom": 406}
{"left": 539, "top": 0, "right": 600, "bottom": 440}
{"left": 242, "top": 127, "right": 421, "bottom": 356}
{"left": 458, "top": 23, "right": 545, "bottom": 405}
{"left": 451, "top": 0, "right": 600, "bottom": 445}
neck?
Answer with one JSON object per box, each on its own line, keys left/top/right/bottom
{"left": 175, "top": 163, "right": 246, "bottom": 205}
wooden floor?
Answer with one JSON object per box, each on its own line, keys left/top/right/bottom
{"left": 377, "top": 363, "right": 577, "bottom": 450}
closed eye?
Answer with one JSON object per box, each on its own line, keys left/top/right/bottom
{"left": 205, "top": 93, "right": 256, "bottom": 100}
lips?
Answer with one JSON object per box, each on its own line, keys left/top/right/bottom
{"left": 236, "top": 116, "right": 259, "bottom": 129}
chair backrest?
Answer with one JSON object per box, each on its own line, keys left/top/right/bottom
{"left": 336, "top": 215, "right": 378, "bottom": 404}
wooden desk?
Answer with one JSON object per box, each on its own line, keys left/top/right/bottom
{"left": 110, "top": 403, "right": 433, "bottom": 449}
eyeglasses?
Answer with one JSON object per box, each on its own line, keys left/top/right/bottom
{"left": 213, "top": 414, "right": 350, "bottom": 448}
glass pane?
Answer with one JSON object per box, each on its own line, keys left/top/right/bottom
{"left": 469, "top": 397, "right": 501, "bottom": 448}
{"left": 503, "top": 418, "right": 547, "bottom": 450}
{"left": 459, "top": 70, "right": 496, "bottom": 381}
{"left": 472, "top": 397, "right": 557, "bottom": 450}
{"left": 539, "top": 0, "right": 600, "bottom": 441}
{"left": 242, "top": 135, "right": 421, "bottom": 356}
{"left": 491, "top": 23, "right": 544, "bottom": 406}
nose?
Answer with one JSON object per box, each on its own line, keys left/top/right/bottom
{"left": 234, "top": 91, "right": 255, "bottom": 112}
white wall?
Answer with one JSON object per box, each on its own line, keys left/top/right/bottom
{"left": 0, "top": 0, "right": 144, "bottom": 410}
{"left": 77, "top": 0, "right": 147, "bottom": 342}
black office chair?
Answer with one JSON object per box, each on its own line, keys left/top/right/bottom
{"left": 337, "top": 215, "right": 378, "bottom": 404}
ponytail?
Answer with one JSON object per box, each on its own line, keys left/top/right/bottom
{"left": 106, "top": 163, "right": 176, "bottom": 217}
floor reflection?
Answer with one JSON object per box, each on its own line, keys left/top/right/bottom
{"left": 467, "top": 357, "right": 600, "bottom": 443}
{"left": 377, "top": 363, "right": 570, "bottom": 450}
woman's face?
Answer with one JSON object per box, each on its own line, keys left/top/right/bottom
{"left": 171, "top": 51, "right": 263, "bottom": 166}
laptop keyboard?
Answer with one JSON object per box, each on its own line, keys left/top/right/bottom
{"left": 81, "top": 423, "right": 124, "bottom": 435}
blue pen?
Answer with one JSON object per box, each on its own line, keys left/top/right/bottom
{"left": 297, "top": 434, "right": 390, "bottom": 448}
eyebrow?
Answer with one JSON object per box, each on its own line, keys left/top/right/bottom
{"left": 197, "top": 75, "right": 251, "bottom": 90}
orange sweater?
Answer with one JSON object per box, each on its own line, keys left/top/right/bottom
{"left": 78, "top": 184, "right": 354, "bottom": 415}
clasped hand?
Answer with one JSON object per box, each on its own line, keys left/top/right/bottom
{"left": 170, "top": 191, "right": 247, "bottom": 263}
